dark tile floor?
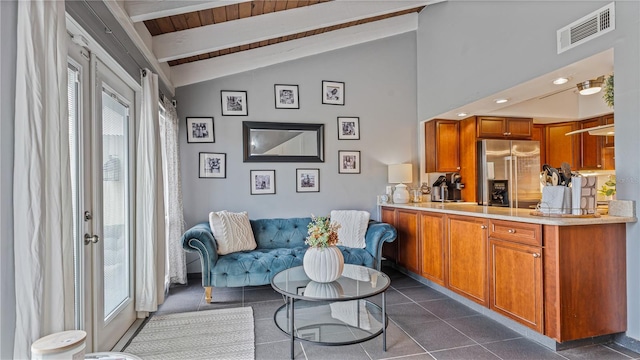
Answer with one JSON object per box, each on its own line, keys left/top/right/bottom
{"left": 156, "top": 266, "right": 640, "bottom": 360}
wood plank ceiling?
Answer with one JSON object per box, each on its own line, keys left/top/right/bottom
{"left": 140, "top": 0, "right": 425, "bottom": 67}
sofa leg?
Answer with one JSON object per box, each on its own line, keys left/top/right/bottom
{"left": 205, "top": 286, "right": 213, "bottom": 303}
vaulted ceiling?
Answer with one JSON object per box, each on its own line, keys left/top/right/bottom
{"left": 106, "top": 0, "right": 438, "bottom": 92}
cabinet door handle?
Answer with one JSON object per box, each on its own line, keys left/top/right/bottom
{"left": 480, "top": 225, "right": 488, "bottom": 229}
{"left": 508, "top": 229, "right": 516, "bottom": 234}
{"left": 532, "top": 253, "right": 541, "bottom": 258}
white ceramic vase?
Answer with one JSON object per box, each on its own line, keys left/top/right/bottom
{"left": 303, "top": 246, "right": 344, "bottom": 283}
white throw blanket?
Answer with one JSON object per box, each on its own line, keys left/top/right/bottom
{"left": 330, "top": 210, "right": 370, "bottom": 248}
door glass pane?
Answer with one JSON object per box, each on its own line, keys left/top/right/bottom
{"left": 101, "top": 88, "right": 130, "bottom": 319}
{"left": 68, "top": 64, "right": 82, "bottom": 328}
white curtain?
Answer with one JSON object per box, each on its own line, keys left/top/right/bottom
{"left": 135, "top": 69, "right": 165, "bottom": 312}
{"left": 13, "top": 0, "right": 74, "bottom": 358}
{"left": 160, "top": 98, "right": 187, "bottom": 285}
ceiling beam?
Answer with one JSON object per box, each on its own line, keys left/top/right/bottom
{"left": 153, "top": 0, "right": 431, "bottom": 63}
{"left": 171, "top": 13, "right": 418, "bottom": 88}
{"left": 125, "top": 0, "right": 245, "bottom": 23}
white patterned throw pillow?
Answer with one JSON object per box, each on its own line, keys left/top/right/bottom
{"left": 209, "top": 211, "right": 257, "bottom": 255}
{"left": 330, "top": 210, "right": 370, "bottom": 248}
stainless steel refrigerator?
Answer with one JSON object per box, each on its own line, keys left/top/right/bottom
{"left": 477, "top": 139, "right": 542, "bottom": 209}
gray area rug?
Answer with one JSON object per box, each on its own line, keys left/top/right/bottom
{"left": 124, "top": 307, "right": 255, "bottom": 360}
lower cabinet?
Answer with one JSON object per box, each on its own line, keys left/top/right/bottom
{"left": 396, "top": 209, "right": 420, "bottom": 274}
{"left": 488, "top": 219, "right": 543, "bottom": 332}
{"left": 380, "top": 207, "right": 626, "bottom": 342}
{"left": 489, "top": 238, "right": 543, "bottom": 333}
{"left": 420, "top": 212, "right": 446, "bottom": 286}
{"left": 447, "top": 215, "right": 489, "bottom": 306}
{"left": 380, "top": 207, "right": 398, "bottom": 261}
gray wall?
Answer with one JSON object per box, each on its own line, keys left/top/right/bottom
{"left": 417, "top": 0, "right": 640, "bottom": 342}
{"left": 0, "top": 1, "right": 16, "bottom": 358}
{"left": 176, "top": 33, "right": 418, "bottom": 271}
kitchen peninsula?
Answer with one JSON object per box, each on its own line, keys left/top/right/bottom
{"left": 380, "top": 202, "right": 636, "bottom": 349}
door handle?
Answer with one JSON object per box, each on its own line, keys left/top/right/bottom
{"left": 84, "top": 233, "right": 99, "bottom": 245}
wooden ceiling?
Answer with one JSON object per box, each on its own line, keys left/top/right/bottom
{"left": 111, "top": 0, "right": 436, "bottom": 89}
{"left": 139, "top": 0, "right": 425, "bottom": 66}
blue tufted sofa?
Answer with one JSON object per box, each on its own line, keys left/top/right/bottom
{"left": 181, "top": 217, "right": 397, "bottom": 303}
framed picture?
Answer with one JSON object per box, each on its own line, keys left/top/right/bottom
{"left": 250, "top": 170, "right": 276, "bottom": 195}
{"left": 296, "top": 168, "right": 319, "bottom": 193}
{"left": 221, "top": 90, "right": 248, "bottom": 116}
{"left": 337, "top": 117, "right": 360, "bottom": 140}
{"left": 322, "top": 80, "right": 345, "bottom": 105}
{"left": 186, "top": 117, "right": 215, "bottom": 143}
{"left": 199, "top": 152, "right": 226, "bottom": 179}
{"left": 274, "top": 84, "right": 299, "bottom": 109}
{"left": 338, "top": 150, "right": 360, "bottom": 174}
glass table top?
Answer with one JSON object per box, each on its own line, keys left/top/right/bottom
{"left": 271, "top": 265, "right": 390, "bottom": 301}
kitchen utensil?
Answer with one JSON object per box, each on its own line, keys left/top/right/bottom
{"left": 549, "top": 167, "right": 560, "bottom": 186}
{"left": 561, "top": 162, "right": 572, "bottom": 186}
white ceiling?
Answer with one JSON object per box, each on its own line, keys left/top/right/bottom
{"left": 433, "top": 49, "right": 614, "bottom": 123}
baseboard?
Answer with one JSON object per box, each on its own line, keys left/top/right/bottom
{"left": 615, "top": 334, "right": 640, "bottom": 354}
{"left": 387, "top": 263, "right": 627, "bottom": 352}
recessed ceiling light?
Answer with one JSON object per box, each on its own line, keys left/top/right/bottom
{"left": 553, "top": 77, "right": 569, "bottom": 85}
{"left": 495, "top": 99, "right": 509, "bottom": 104}
{"left": 457, "top": 112, "right": 468, "bottom": 117}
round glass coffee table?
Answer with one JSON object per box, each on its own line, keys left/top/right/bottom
{"left": 271, "top": 264, "right": 390, "bottom": 359}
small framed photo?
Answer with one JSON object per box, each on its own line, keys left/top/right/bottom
{"left": 199, "top": 152, "right": 226, "bottom": 179}
{"left": 186, "top": 117, "right": 215, "bottom": 143}
{"left": 337, "top": 117, "right": 360, "bottom": 140}
{"left": 274, "top": 84, "right": 299, "bottom": 109}
{"left": 338, "top": 150, "right": 360, "bottom": 174}
{"left": 221, "top": 90, "right": 248, "bottom": 116}
{"left": 296, "top": 168, "right": 320, "bottom": 193}
{"left": 322, "top": 80, "right": 345, "bottom": 105}
{"left": 250, "top": 170, "right": 276, "bottom": 195}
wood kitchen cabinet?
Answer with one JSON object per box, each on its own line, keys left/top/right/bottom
{"left": 396, "top": 209, "right": 421, "bottom": 274}
{"left": 420, "top": 212, "right": 447, "bottom": 286}
{"left": 425, "top": 119, "right": 460, "bottom": 172}
{"left": 447, "top": 215, "right": 489, "bottom": 306}
{"left": 488, "top": 220, "right": 543, "bottom": 332}
{"left": 544, "top": 223, "right": 626, "bottom": 342}
{"left": 603, "top": 113, "right": 615, "bottom": 147}
{"left": 380, "top": 207, "right": 397, "bottom": 262}
{"left": 545, "top": 122, "right": 579, "bottom": 169}
{"left": 579, "top": 117, "right": 604, "bottom": 170}
{"left": 476, "top": 116, "right": 533, "bottom": 139}
{"left": 532, "top": 124, "right": 546, "bottom": 171}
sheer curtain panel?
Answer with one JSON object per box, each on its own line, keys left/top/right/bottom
{"left": 160, "top": 97, "right": 187, "bottom": 285}
{"left": 135, "top": 70, "right": 166, "bottom": 313}
{"left": 13, "top": 0, "right": 74, "bottom": 358}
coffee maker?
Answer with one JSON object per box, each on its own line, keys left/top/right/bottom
{"left": 431, "top": 173, "right": 464, "bottom": 202}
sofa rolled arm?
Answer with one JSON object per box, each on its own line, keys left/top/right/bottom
{"left": 364, "top": 220, "right": 397, "bottom": 270}
{"left": 181, "top": 221, "right": 218, "bottom": 287}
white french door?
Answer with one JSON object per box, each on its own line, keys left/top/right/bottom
{"left": 68, "top": 37, "right": 138, "bottom": 352}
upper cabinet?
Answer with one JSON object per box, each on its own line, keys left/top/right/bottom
{"left": 476, "top": 117, "right": 533, "bottom": 139}
{"left": 578, "top": 114, "right": 615, "bottom": 170}
{"left": 545, "top": 122, "right": 579, "bottom": 169}
{"left": 425, "top": 119, "right": 460, "bottom": 173}
{"left": 540, "top": 114, "right": 614, "bottom": 171}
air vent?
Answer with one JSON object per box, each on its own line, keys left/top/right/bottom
{"left": 557, "top": 3, "right": 615, "bottom": 54}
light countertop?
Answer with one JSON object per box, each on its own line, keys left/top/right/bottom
{"left": 380, "top": 202, "right": 637, "bottom": 226}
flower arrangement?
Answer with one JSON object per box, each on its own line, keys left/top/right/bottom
{"left": 305, "top": 215, "right": 341, "bottom": 248}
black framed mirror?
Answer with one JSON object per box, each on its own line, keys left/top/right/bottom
{"left": 243, "top": 121, "right": 324, "bottom": 162}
